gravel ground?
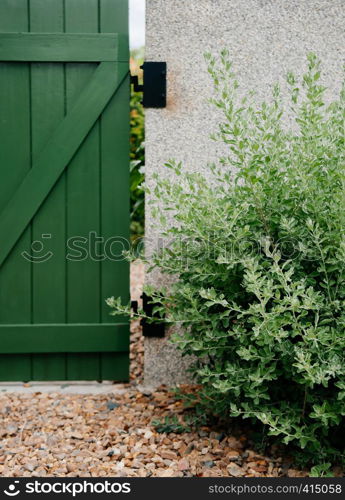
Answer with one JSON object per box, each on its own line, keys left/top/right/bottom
{"left": 0, "top": 261, "right": 334, "bottom": 477}
{"left": 0, "top": 387, "right": 312, "bottom": 478}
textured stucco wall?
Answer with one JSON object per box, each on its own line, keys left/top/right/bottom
{"left": 144, "top": 0, "right": 345, "bottom": 387}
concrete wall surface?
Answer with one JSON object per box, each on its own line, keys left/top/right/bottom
{"left": 144, "top": 0, "right": 345, "bottom": 387}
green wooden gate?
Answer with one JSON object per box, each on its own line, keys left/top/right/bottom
{"left": 0, "top": 0, "right": 130, "bottom": 381}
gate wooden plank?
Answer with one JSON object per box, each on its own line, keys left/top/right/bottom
{"left": 100, "top": 0, "right": 130, "bottom": 380}
{"left": 0, "top": 33, "right": 125, "bottom": 61}
{"left": 101, "top": 353, "right": 129, "bottom": 381}
{"left": 30, "top": 0, "right": 67, "bottom": 381}
{"left": 0, "top": 60, "right": 128, "bottom": 269}
{"left": 0, "top": 324, "right": 129, "bottom": 353}
{"left": 64, "top": 0, "right": 101, "bottom": 380}
{"left": 0, "top": 0, "right": 32, "bottom": 381}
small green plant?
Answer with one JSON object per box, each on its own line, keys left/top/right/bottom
{"left": 309, "top": 463, "right": 334, "bottom": 477}
{"left": 152, "top": 412, "right": 208, "bottom": 434}
{"left": 109, "top": 52, "right": 345, "bottom": 465}
{"left": 152, "top": 415, "right": 191, "bottom": 434}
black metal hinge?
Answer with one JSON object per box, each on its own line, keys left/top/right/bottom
{"left": 141, "top": 293, "right": 165, "bottom": 338}
{"left": 130, "top": 61, "right": 167, "bottom": 108}
{"left": 131, "top": 300, "right": 138, "bottom": 314}
{"left": 130, "top": 295, "right": 165, "bottom": 337}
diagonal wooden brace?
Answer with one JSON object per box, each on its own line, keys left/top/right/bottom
{"left": 0, "top": 61, "right": 128, "bottom": 268}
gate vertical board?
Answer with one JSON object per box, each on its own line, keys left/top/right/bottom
{"left": 0, "top": 0, "right": 130, "bottom": 381}
{"left": 99, "top": 0, "right": 130, "bottom": 380}
{"left": 0, "top": 1, "right": 32, "bottom": 380}
{"left": 64, "top": 0, "right": 104, "bottom": 381}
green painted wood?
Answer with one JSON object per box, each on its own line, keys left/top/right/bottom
{"left": 99, "top": 0, "right": 130, "bottom": 379}
{"left": 0, "top": 0, "right": 32, "bottom": 381}
{"left": 0, "top": 356, "right": 32, "bottom": 382}
{"left": 66, "top": 353, "right": 100, "bottom": 381}
{"left": 30, "top": 0, "right": 67, "bottom": 380}
{"left": 32, "top": 355, "right": 67, "bottom": 381}
{"left": 0, "top": 33, "right": 127, "bottom": 62}
{"left": 101, "top": 353, "right": 129, "bottom": 381}
{"left": 0, "top": 324, "right": 129, "bottom": 353}
{"left": 0, "top": 60, "right": 128, "bottom": 269}
{"left": 0, "top": 0, "right": 130, "bottom": 381}
{"left": 65, "top": 0, "right": 102, "bottom": 379}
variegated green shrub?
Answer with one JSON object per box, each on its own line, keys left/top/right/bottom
{"left": 109, "top": 53, "right": 345, "bottom": 463}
